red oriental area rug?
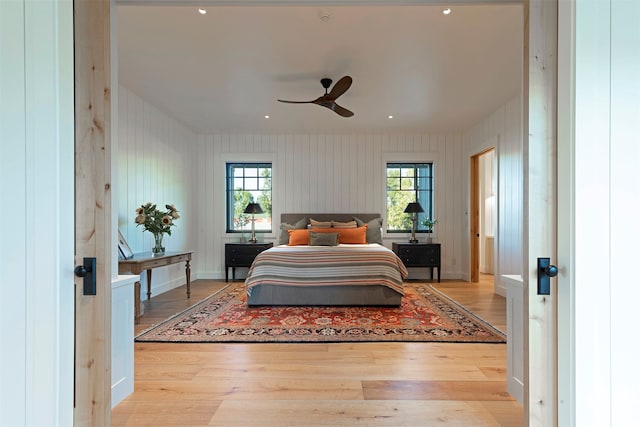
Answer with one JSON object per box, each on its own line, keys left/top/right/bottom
{"left": 135, "top": 282, "right": 505, "bottom": 343}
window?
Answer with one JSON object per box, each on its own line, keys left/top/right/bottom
{"left": 226, "top": 163, "right": 272, "bottom": 233}
{"left": 386, "top": 162, "right": 434, "bottom": 232}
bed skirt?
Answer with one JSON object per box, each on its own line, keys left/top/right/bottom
{"left": 246, "top": 284, "right": 402, "bottom": 307}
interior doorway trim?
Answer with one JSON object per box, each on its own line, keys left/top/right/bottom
{"left": 470, "top": 147, "right": 495, "bottom": 283}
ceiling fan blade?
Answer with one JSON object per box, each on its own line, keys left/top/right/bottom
{"left": 277, "top": 99, "right": 314, "bottom": 104}
{"left": 331, "top": 102, "right": 354, "bottom": 117}
{"left": 313, "top": 99, "right": 354, "bottom": 117}
{"left": 327, "top": 76, "right": 352, "bottom": 100}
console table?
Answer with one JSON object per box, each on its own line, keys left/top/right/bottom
{"left": 118, "top": 250, "right": 193, "bottom": 323}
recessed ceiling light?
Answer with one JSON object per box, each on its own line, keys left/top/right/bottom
{"left": 318, "top": 9, "right": 331, "bottom": 23}
{"left": 443, "top": 8, "right": 452, "bottom": 15}
{"left": 264, "top": 115, "right": 270, "bottom": 119}
{"left": 198, "top": 8, "right": 207, "bottom": 15}
{"left": 388, "top": 115, "right": 393, "bottom": 119}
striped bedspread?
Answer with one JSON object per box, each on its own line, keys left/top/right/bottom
{"left": 245, "top": 244, "right": 408, "bottom": 296}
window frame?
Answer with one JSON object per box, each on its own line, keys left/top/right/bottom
{"left": 385, "top": 162, "right": 434, "bottom": 234}
{"left": 225, "top": 162, "right": 272, "bottom": 234}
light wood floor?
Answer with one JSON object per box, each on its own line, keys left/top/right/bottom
{"left": 112, "top": 274, "right": 523, "bottom": 426}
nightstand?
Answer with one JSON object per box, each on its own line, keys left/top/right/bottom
{"left": 225, "top": 242, "right": 273, "bottom": 281}
{"left": 392, "top": 242, "right": 441, "bottom": 282}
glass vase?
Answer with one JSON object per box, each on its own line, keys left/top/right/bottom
{"left": 152, "top": 232, "right": 165, "bottom": 256}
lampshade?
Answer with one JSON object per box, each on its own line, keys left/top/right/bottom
{"left": 244, "top": 202, "right": 264, "bottom": 214}
{"left": 403, "top": 202, "right": 424, "bottom": 214}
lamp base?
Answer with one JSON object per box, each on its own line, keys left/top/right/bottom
{"left": 408, "top": 237, "right": 419, "bottom": 243}
{"left": 248, "top": 237, "right": 258, "bottom": 243}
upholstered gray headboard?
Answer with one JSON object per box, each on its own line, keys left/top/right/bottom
{"left": 280, "top": 213, "right": 382, "bottom": 225}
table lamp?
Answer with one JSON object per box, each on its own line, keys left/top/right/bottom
{"left": 243, "top": 202, "right": 264, "bottom": 243}
{"left": 404, "top": 202, "right": 424, "bottom": 243}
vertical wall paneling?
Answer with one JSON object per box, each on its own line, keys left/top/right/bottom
{"left": 117, "top": 86, "right": 198, "bottom": 299}
{"left": 191, "top": 133, "right": 466, "bottom": 281}
{"left": 1, "top": 2, "right": 28, "bottom": 422}
{"left": 607, "top": 1, "right": 640, "bottom": 422}
{"left": 1, "top": 1, "right": 74, "bottom": 425}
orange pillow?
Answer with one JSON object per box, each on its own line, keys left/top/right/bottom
{"left": 287, "top": 229, "right": 310, "bottom": 245}
{"left": 337, "top": 225, "right": 368, "bottom": 244}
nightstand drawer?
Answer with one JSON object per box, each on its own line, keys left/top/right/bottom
{"left": 392, "top": 242, "right": 441, "bottom": 282}
{"left": 227, "top": 252, "right": 260, "bottom": 265}
{"left": 225, "top": 242, "right": 273, "bottom": 281}
{"left": 397, "top": 249, "right": 423, "bottom": 266}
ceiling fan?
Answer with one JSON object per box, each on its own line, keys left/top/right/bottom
{"left": 277, "top": 76, "right": 354, "bottom": 117}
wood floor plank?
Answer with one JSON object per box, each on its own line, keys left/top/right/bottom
{"left": 194, "top": 362, "right": 491, "bottom": 382}
{"left": 208, "top": 400, "right": 507, "bottom": 427}
{"left": 112, "top": 400, "right": 221, "bottom": 426}
{"left": 132, "top": 378, "right": 365, "bottom": 401}
{"left": 112, "top": 275, "right": 524, "bottom": 427}
{"left": 362, "top": 380, "right": 513, "bottom": 401}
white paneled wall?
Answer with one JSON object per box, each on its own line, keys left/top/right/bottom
{"left": 117, "top": 86, "right": 198, "bottom": 299}
{"left": 195, "top": 133, "right": 466, "bottom": 280}
{"left": 464, "top": 95, "right": 523, "bottom": 289}
{"left": 117, "top": 83, "right": 523, "bottom": 295}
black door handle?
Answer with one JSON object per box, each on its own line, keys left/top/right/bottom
{"left": 537, "top": 257, "right": 558, "bottom": 295}
{"left": 75, "top": 257, "right": 96, "bottom": 295}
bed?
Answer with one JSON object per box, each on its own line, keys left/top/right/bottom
{"left": 244, "top": 213, "right": 408, "bottom": 306}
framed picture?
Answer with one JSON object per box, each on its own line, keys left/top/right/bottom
{"left": 118, "top": 230, "right": 134, "bottom": 260}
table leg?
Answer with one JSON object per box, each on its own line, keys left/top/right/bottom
{"left": 134, "top": 280, "right": 141, "bottom": 324}
{"left": 185, "top": 259, "right": 191, "bottom": 299}
{"left": 146, "top": 268, "right": 152, "bottom": 300}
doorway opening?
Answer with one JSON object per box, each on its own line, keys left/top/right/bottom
{"left": 470, "top": 147, "right": 496, "bottom": 285}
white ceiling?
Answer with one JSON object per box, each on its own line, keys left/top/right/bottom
{"left": 117, "top": 2, "right": 523, "bottom": 135}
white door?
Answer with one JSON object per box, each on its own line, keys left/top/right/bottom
{"left": 0, "top": 1, "right": 75, "bottom": 426}
{"left": 557, "top": 0, "right": 640, "bottom": 426}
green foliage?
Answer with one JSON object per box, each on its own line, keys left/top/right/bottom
{"left": 422, "top": 217, "right": 438, "bottom": 231}
{"left": 134, "top": 203, "right": 180, "bottom": 235}
{"left": 387, "top": 190, "right": 415, "bottom": 230}
{"left": 258, "top": 167, "right": 272, "bottom": 216}
{"left": 233, "top": 191, "right": 253, "bottom": 230}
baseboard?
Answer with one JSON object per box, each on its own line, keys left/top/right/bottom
{"left": 143, "top": 277, "right": 188, "bottom": 301}
{"left": 494, "top": 282, "right": 507, "bottom": 297}
{"left": 404, "top": 267, "right": 464, "bottom": 281}
{"left": 196, "top": 271, "right": 225, "bottom": 280}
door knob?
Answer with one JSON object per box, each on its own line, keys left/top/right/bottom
{"left": 75, "top": 257, "right": 96, "bottom": 295}
{"left": 544, "top": 264, "right": 558, "bottom": 278}
{"left": 537, "top": 257, "right": 557, "bottom": 295}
